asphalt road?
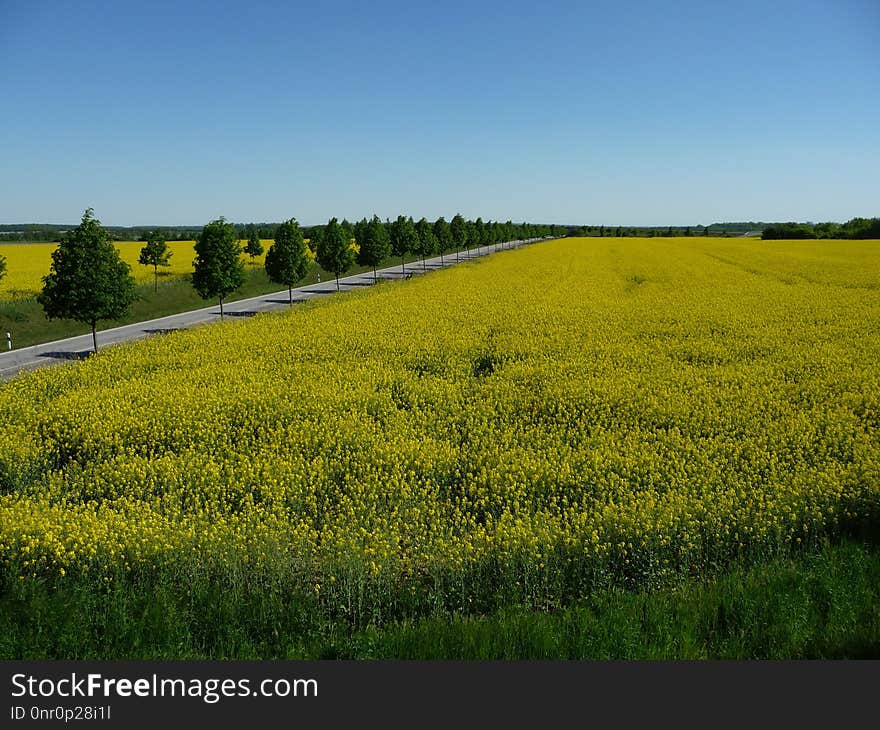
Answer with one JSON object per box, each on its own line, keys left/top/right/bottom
{"left": 0, "top": 239, "right": 542, "bottom": 380}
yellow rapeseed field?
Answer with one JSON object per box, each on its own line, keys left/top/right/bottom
{"left": 0, "top": 237, "right": 877, "bottom": 613}
{"left": 0, "top": 240, "right": 273, "bottom": 300}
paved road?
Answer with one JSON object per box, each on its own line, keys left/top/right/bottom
{"left": 0, "top": 239, "right": 544, "bottom": 380}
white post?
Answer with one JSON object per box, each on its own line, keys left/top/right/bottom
{"left": 5, "top": 332, "right": 11, "bottom": 351}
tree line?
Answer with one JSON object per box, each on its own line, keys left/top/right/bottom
{"left": 566, "top": 225, "right": 714, "bottom": 237}
{"left": 761, "top": 217, "right": 880, "bottom": 240}
{"left": 10, "top": 209, "right": 555, "bottom": 353}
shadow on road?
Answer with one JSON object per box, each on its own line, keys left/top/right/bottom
{"left": 265, "top": 298, "right": 304, "bottom": 305}
{"left": 143, "top": 328, "right": 183, "bottom": 335}
{"left": 225, "top": 311, "right": 259, "bottom": 318}
{"left": 38, "top": 350, "right": 92, "bottom": 361}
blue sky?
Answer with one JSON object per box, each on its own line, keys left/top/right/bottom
{"left": 1, "top": 0, "right": 877, "bottom": 226}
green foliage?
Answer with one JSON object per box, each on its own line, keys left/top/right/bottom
{"left": 356, "top": 215, "right": 391, "bottom": 274}
{"left": 414, "top": 217, "right": 437, "bottom": 263}
{"left": 37, "top": 209, "right": 137, "bottom": 339}
{"left": 316, "top": 217, "right": 355, "bottom": 286}
{"left": 244, "top": 229, "right": 264, "bottom": 258}
{"left": 762, "top": 223, "right": 818, "bottom": 240}
{"left": 390, "top": 215, "right": 418, "bottom": 269}
{"left": 353, "top": 218, "right": 368, "bottom": 257}
{"left": 192, "top": 217, "right": 246, "bottom": 307}
{"left": 450, "top": 214, "right": 467, "bottom": 252}
{"left": 306, "top": 226, "right": 322, "bottom": 254}
{"left": 465, "top": 220, "right": 477, "bottom": 251}
{"left": 138, "top": 230, "right": 172, "bottom": 292}
{"left": 474, "top": 217, "right": 488, "bottom": 247}
{"left": 1, "top": 540, "right": 876, "bottom": 659}
{"left": 482, "top": 219, "right": 497, "bottom": 246}
{"left": 138, "top": 230, "right": 172, "bottom": 269}
{"left": 340, "top": 219, "right": 354, "bottom": 240}
{"left": 762, "top": 217, "right": 880, "bottom": 240}
{"left": 265, "top": 218, "right": 310, "bottom": 301}
{"left": 835, "top": 217, "right": 880, "bottom": 239}
{"left": 433, "top": 217, "right": 452, "bottom": 253}
{"left": 352, "top": 540, "right": 880, "bottom": 660}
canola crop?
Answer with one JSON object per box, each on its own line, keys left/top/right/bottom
{"left": 0, "top": 237, "right": 878, "bottom": 616}
{"left": 0, "top": 240, "right": 274, "bottom": 300}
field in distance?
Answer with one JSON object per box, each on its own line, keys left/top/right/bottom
{"left": 0, "top": 239, "right": 277, "bottom": 300}
{"left": 0, "top": 239, "right": 326, "bottom": 350}
{"left": 0, "top": 236, "right": 878, "bottom": 658}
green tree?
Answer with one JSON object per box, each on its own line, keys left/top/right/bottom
{"left": 474, "top": 217, "right": 488, "bottom": 250}
{"left": 450, "top": 213, "right": 467, "bottom": 262}
{"left": 265, "top": 218, "right": 310, "bottom": 303}
{"left": 340, "top": 219, "right": 354, "bottom": 247}
{"left": 307, "top": 226, "right": 322, "bottom": 255}
{"left": 38, "top": 208, "right": 137, "bottom": 353}
{"left": 433, "top": 217, "right": 452, "bottom": 265}
{"left": 353, "top": 218, "right": 369, "bottom": 260}
{"left": 465, "top": 220, "right": 477, "bottom": 255}
{"left": 414, "top": 217, "right": 437, "bottom": 271}
{"left": 357, "top": 215, "right": 391, "bottom": 282}
{"left": 390, "top": 215, "right": 417, "bottom": 274}
{"left": 317, "top": 217, "right": 355, "bottom": 290}
{"left": 192, "top": 216, "right": 246, "bottom": 319}
{"left": 244, "top": 229, "right": 264, "bottom": 260}
{"left": 0, "top": 253, "right": 6, "bottom": 287}
{"left": 138, "top": 229, "right": 172, "bottom": 292}
{"left": 485, "top": 220, "right": 498, "bottom": 248}
{"left": 761, "top": 223, "right": 818, "bottom": 240}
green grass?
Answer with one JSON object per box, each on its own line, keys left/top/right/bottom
{"left": 0, "top": 260, "right": 381, "bottom": 350}
{"left": 2, "top": 540, "right": 877, "bottom": 659}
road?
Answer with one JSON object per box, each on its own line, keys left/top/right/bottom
{"left": 0, "top": 239, "right": 543, "bottom": 380}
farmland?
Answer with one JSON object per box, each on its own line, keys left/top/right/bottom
{"left": 0, "top": 238, "right": 323, "bottom": 350}
{"left": 0, "top": 236, "right": 878, "bottom": 658}
{"left": 0, "top": 240, "right": 275, "bottom": 300}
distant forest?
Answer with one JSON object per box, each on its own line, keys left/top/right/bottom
{"left": 564, "top": 223, "right": 761, "bottom": 238}
{"left": 0, "top": 220, "right": 558, "bottom": 244}
{"left": 761, "top": 217, "right": 880, "bottom": 240}
{"left": 1, "top": 217, "right": 877, "bottom": 243}
{"left": 0, "top": 221, "right": 763, "bottom": 243}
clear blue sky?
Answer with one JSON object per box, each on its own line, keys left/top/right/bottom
{"left": 1, "top": 0, "right": 877, "bottom": 226}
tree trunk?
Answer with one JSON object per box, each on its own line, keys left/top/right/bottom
{"left": 154, "top": 266, "right": 158, "bottom": 292}
{"left": 456, "top": 248, "right": 459, "bottom": 263}
{"left": 422, "top": 254, "right": 426, "bottom": 272}
{"left": 440, "top": 250, "right": 444, "bottom": 266}
{"left": 401, "top": 255, "right": 405, "bottom": 274}
{"left": 91, "top": 321, "right": 98, "bottom": 354}
{"left": 374, "top": 266, "right": 378, "bottom": 284}
{"left": 219, "top": 297, "right": 224, "bottom": 320}
{"left": 335, "top": 273, "right": 340, "bottom": 291}
{"left": 288, "top": 285, "right": 293, "bottom": 304}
